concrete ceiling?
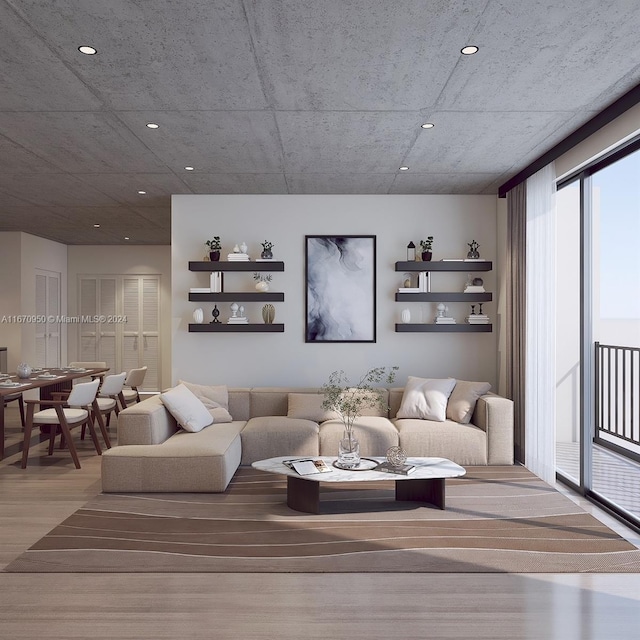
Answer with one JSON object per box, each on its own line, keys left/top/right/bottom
{"left": 1, "top": 0, "right": 640, "bottom": 245}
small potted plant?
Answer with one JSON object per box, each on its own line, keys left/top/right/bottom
{"left": 420, "top": 236, "right": 434, "bottom": 261}
{"left": 253, "top": 272, "right": 273, "bottom": 292}
{"left": 206, "top": 236, "right": 222, "bottom": 261}
{"left": 260, "top": 240, "right": 274, "bottom": 260}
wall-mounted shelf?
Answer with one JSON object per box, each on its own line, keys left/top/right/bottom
{"left": 189, "top": 261, "right": 284, "bottom": 272}
{"left": 395, "top": 261, "right": 492, "bottom": 272}
{"left": 395, "top": 324, "right": 492, "bottom": 333}
{"left": 189, "top": 292, "right": 285, "bottom": 302}
{"left": 395, "top": 292, "right": 492, "bottom": 302}
{"left": 189, "top": 323, "right": 284, "bottom": 333}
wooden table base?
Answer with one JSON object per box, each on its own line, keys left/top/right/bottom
{"left": 286, "top": 475, "right": 446, "bottom": 514}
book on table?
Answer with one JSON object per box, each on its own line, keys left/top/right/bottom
{"left": 283, "top": 458, "right": 332, "bottom": 475}
{"left": 375, "top": 461, "right": 416, "bottom": 475}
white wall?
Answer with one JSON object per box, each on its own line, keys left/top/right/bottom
{"left": 67, "top": 246, "right": 171, "bottom": 391}
{"left": 172, "top": 195, "right": 499, "bottom": 388}
{"left": 0, "top": 232, "right": 67, "bottom": 372}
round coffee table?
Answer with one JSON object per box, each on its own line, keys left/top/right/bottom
{"left": 252, "top": 456, "right": 466, "bottom": 514}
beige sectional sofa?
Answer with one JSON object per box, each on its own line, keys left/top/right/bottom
{"left": 101, "top": 385, "right": 514, "bottom": 493}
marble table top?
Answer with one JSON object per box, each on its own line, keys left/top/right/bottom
{"left": 252, "top": 456, "right": 466, "bottom": 483}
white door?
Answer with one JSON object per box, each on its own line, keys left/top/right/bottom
{"left": 35, "top": 269, "right": 61, "bottom": 368}
{"left": 78, "top": 275, "right": 160, "bottom": 390}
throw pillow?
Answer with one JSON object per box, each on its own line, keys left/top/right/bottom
{"left": 343, "top": 387, "right": 388, "bottom": 417}
{"left": 178, "top": 380, "right": 233, "bottom": 423}
{"left": 287, "top": 393, "right": 339, "bottom": 422}
{"left": 396, "top": 376, "right": 457, "bottom": 422}
{"left": 446, "top": 380, "right": 492, "bottom": 424}
{"left": 160, "top": 383, "right": 214, "bottom": 433}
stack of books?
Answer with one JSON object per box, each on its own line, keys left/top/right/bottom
{"left": 227, "top": 316, "right": 248, "bottom": 324}
{"left": 189, "top": 287, "right": 210, "bottom": 293}
{"left": 464, "top": 284, "right": 485, "bottom": 293}
{"left": 434, "top": 316, "right": 456, "bottom": 325}
{"left": 227, "top": 252, "right": 249, "bottom": 261}
{"left": 466, "top": 313, "right": 490, "bottom": 325}
{"left": 209, "top": 272, "right": 223, "bottom": 292}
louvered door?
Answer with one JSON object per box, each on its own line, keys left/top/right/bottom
{"left": 78, "top": 275, "right": 160, "bottom": 390}
{"left": 35, "top": 269, "right": 61, "bottom": 368}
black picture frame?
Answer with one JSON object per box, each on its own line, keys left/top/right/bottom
{"left": 305, "top": 235, "right": 376, "bottom": 343}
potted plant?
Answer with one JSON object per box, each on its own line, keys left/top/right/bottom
{"left": 260, "top": 240, "right": 274, "bottom": 260}
{"left": 253, "top": 272, "right": 273, "bottom": 292}
{"left": 420, "top": 236, "right": 434, "bottom": 261}
{"left": 206, "top": 236, "right": 222, "bottom": 261}
{"left": 322, "top": 366, "right": 398, "bottom": 468}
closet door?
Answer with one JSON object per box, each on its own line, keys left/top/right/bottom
{"left": 35, "top": 269, "right": 61, "bottom": 368}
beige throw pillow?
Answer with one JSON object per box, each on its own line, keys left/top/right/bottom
{"left": 160, "top": 383, "right": 213, "bottom": 433}
{"left": 287, "top": 393, "right": 338, "bottom": 422}
{"left": 446, "top": 380, "right": 491, "bottom": 424}
{"left": 178, "top": 380, "right": 233, "bottom": 423}
{"left": 396, "top": 376, "right": 456, "bottom": 422}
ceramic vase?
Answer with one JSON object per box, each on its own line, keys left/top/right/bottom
{"left": 193, "top": 308, "right": 204, "bottom": 324}
{"left": 261, "top": 304, "right": 275, "bottom": 324}
{"left": 17, "top": 363, "right": 32, "bottom": 379}
{"left": 401, "top": 308, "right": 411, "bottom": 324}
{"left": 255, "top": 280, "right": 269, "bottom": 292}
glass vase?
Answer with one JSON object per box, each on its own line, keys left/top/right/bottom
{"left": 337, "top": 429, "right": 360, "bottom": 469}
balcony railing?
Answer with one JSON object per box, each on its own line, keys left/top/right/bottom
{"left": 595, "top": 342, "right": 640, "bottom": 463}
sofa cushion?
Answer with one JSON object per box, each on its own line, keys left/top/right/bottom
{"left": 287, "top": 393, "right": 339, "bottom": 422}
{"left": 344, "top": 387, "right": 389, "bottom": 417}
{"left": 178, "top": 380, "right": 233, "bottom": 424}
{"left": 240, "top": 416, "right": 320, "bottom": 465}
{"left": 160, "top": 384, "right": 213, "bottom": 433}
{"left": 394, "top": 418, "right": 488, "bottom": 465}
{"left": 447, "top": 380, "right": 492, "bottom": 424}
{"left": 396, "top": 377, "right": 456, "bottom": 421}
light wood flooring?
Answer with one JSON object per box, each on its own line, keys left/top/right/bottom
{"left": 2, "top": 406, "right": 640, "bottom": 639}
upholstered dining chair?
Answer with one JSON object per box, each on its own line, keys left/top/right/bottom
{"left": 121, "top": 366, "right": 147, "bottom": 406}
{"left": 85, "top": 371, "right": 127, "bottom": 447}
{"left": 3, "top": 392, "right": 25, "bottom": 427}
{"left": 21, "top": 378, "right": 101, "bottom": 469}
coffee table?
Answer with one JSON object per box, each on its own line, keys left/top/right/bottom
{"left": 251, "top": 456, "right": 466, "bottom": 514}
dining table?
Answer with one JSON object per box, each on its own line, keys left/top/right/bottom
{"left": 0, "top": 366, "right": 109, "bottom": 460}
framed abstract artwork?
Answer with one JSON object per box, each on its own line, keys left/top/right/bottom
{"left": 305, "top": 235, "right": 376, "bottom": 343}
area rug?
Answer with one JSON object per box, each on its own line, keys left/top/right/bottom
{"left": 6, "top": 466, "right": 640, "bottom": 573}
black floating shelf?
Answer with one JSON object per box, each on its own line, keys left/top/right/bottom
{"left": 189, "top": 261, "right": 284, "bottom": 272}
{"left": 395, "top": 323, "right": 492, "bottom": 333}
{"left": 189, "top": 292, "right": 285, "bottom": 302}
{"left": 395, "top": 261, "right": 492, "bottom": 272}
{"left": 395, "top": 292, "right": 492, "bottom": 302}
{"left": 189, "top": 323, "right": 284, "bottom": 333}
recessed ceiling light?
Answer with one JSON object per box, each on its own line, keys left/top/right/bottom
{"left": 124, "top": 237, "right": 130, "bottom": 241}
{"left": 146, "top": 123, "right": 159, "bottom": 129}
{"left": 93, "top": 223, "right": 100, "bottom": 228}
{"left": 137, "top": 190, "right": 146, "bottom": 195}
{"left": 399, "top": 166, "right": 409, "bottom": 171}
{"left": 461, "top": 45, "right": 479, "bottom": 55}
{"left": 185, "top": 166, "right": 195, "bottom": 171}
{"left": 78, "top": 45, "right": 97, "bottom": 55}
{"left": 421, "top": 123, "right": 435, "bottom": 129}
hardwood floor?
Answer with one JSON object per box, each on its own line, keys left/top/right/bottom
{"left": 2, "top": 406, "right": 640, "bottom": 639}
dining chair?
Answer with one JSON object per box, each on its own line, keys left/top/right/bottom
{"left": 67, "top": 361, "right": 107, "bottom": 384}
{"left": 21, "top": 378, "right": 101, "bottom": 469}
{"left": 84, "top": 371, "right": 127, "bottom": 447}
{"left": 121, "top": 366, "right": 147, "bottom": 406}
{"left": 3, "top": 392, "right": 25, "bottom": 427}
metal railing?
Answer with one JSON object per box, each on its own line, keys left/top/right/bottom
{"left": 595, "top": 342, "right": 640, "bottom": 463}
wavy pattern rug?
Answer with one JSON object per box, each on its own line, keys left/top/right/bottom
{"left": 6, "top": 466, "right": 640, "bottom": 573}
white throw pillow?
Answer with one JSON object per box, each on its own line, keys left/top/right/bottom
{"left": 160, "top": 383, "right": 214, "bottom": 433}
{"left": 178, "top": 380, "right": 233, "bottom": 423}
{"left": 396, "top": 376, "right": 457, "bottom": 422}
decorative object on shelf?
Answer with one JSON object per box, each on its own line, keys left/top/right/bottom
{"left": 260, "top": 240, "right": 274, "bottom": 260}
{"left": 239, "top": 241, "right": 248, "bottom": 254}
{"left": 192, "top": 308, "right": 204, "bottom": 324}
{"left": 321, "top": 366, "right": 398, "bottom": 469}
{"left": 306, "top": 235, "right": 376, "bottom": 343}
{"left": 467, "top": 302, "right": 490, "bottom": 325}
{"left": 228, "top": 302, "right": 248, "bottom": 324}
{"left": 401, "top": 308, "right": 411, "bottom": 324}
{"left": 419, "top": 236, "right": 434, "bottom": 261}
{"left": 434, "top": 303, "right": 456, "bottom": 324}
{"left": 403, "top": 275, "right": 412, "bottom": 288}
{"left": 254, "top": 272, "right": 273, "bottom": 292}
{"left": 16, "top": 362, "right": 32, "bottom": 379}
{"left": 386, "top": 445, "right": 408, "bottom": 467}
{"left": 262, "top": 303, "right": 275, "bottom": 324}
{"left": 406, "top": 241, "right": 416, "bottom": 261}
{"left": 211, "top": 305, "right": 220, "bottom": 323}
{"left": 205, "top": 236, "right": 221, "bottom": 261}
{"left": 467, "top": 240, "right": 480, "bottom": 259}
{"left": 464, "top": 276, "right": 485, "bottom": 293}
{"left": 228, "top": 245, "right": 249, "bottom": 261}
